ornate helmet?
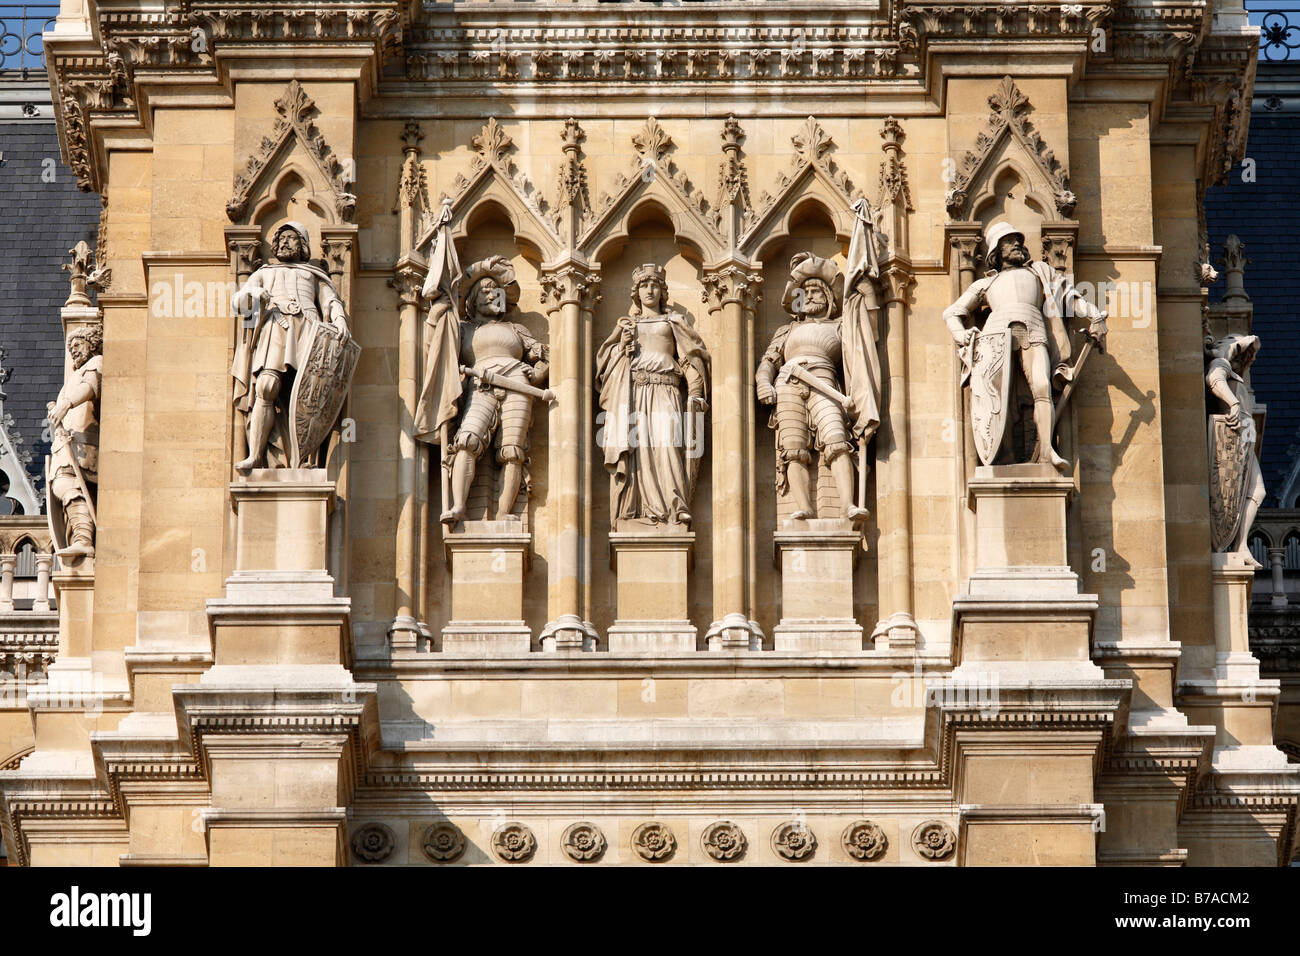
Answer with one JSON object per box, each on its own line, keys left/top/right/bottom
{"left": 1213, "top": 332, "right": 1260, "bottom": 369}
{"left": 983, "top": 221, "right": 1026, "bottom": 269}
{"left": 781, "top": 252, "right": 844, "bottom": 319}
{"left": 455, "top": 255, "right": 521, "bottom": 318}
{"left": 630, "top": 263, "right": 668, "bottom": 312}
{"left": 68, "top": 323, "right": 103, "bottom": 356}
{"left": 272, "top": 221, "right": 312, "bottom": 259}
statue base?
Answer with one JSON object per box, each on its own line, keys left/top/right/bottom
{"left": 607, "top": 530, "right": 696, "bottom": 653}
{"left": 772, "top": 522, "right": 863, "bottom": 652}
{"left": 705, "top": 613, "right": 764, "bottom": 652}
{"left": 441, "top": 522, "right": 532, "bottom": 654}
{"left": 955, "top": 464, "right": 1100, "bottom": 676}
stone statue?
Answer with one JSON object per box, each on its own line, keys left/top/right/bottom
{"left": 230, "top": 221, "right": 359, "bottom": 473}
{"left": 942, "top": 221, "right": 1107, "bottom": 473}
{"left": 596, "top": 263, "right": 710, "bottom": 528}
{"left": 414, "top": 255, "right": 552, "bottom": 526}
{"left": 755, "top": 248, "right": 882, "bottom": 524}
{"left": 46, "top": 324, "right": 102, "bottom": 558}
{"left": 1206, "top": 332, "right": 1265, "bottom": 565}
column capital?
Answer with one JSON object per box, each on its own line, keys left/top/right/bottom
{"left": 540, "top": 262, "right": 601, "bottom": 313}
{"left": 389, "top": 258, "right": 426, "bottom": 308}
{"left": 701, "top": 261, "right": 762, "bottom": 313}
{"left": 881, "top": 259, "right": 915, "bottom": 304}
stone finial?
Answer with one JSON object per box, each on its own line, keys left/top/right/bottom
{"left": 1219, "top": 234, "right": 1250, "bottom": 306}
{"left": 62, "top": 240, "right": 108, "bottom": 307}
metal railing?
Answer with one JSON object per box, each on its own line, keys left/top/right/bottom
{"left": 1261, "top": 10, "right": 1300, "bottom": 61}
{"left": 0, "top": 4, "right": 57, "bottom": 74}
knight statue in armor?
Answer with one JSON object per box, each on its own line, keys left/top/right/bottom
{"left": 230, "top": 221, "right": 359, "bottom": 472}
{"left": 942, "top": 221, "right": 1107, "bottom": 473}
{"left": 755, "top": 236, "right": 883, "bottom": 524}
{"left": 596, "top": 263, "right": 711, "bottom": 528}
{"left": 414, "top": 255, "right": 552, "bottom": 526}
{"left": 46, "top": 324, "right": 102, "bottom": 558}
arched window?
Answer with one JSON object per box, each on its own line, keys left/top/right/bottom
{"left": 13, "top": 538, "right": 36, "bottom": 579}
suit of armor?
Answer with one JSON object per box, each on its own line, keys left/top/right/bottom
{"left": 47, "top": 328, "right": 102, "bottom": 557}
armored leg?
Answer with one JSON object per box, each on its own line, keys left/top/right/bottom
{"left": 441, "top": 387, "right": 500, "bottom": 525}
{"left": 1023, "top": 343, "right": 1068, "bottom": 473}
{"left": 775, "top": 383, "right": 815, "bottom": 519}
{"left": 236, "top": 369, "right": 283, "bottom": 473}
{"left": 51, "top": 471, "right": 96, "bottom": 557}
{"left": 808, "top": 390, "right": 868, "bottom": 523}
{"left": 494, "top": 390, "right": 533, "bottom": 520}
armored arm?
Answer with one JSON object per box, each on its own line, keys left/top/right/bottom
{"left": 755, "top": 328, "right": 786, "bottom": 404}
{"left": 942, "top": 284, "right": 982, "bottom": 346}
{"left": 518, "top": 324, "right": 550, "bottom": 385}
{"left": 1206, "top": 359, "right": 1241, "bottom": 427}
{"left": 318, "top": 276, "right": 349, "bottom": 336}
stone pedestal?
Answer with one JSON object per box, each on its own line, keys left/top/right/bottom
{"left": 772, "top": 521, "right": 864, "bottom": 652}
{"left": 953, "top": 464, "right": 1099, "bottom": 675}
{"left": 441, "top": 521, "right": 532, "bottom": 655}
{"left": 195, "top": 468, "right": 374, "bottom": 867}
{"left": 1178, "top": 552, "right": 1287, "bottom": 767}
{"left": 607, "top": 530, "right": 696, "bottom": 653}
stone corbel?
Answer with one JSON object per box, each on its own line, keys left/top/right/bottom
{"left": 320, "top": 225, "right": 359, "bottom": 309}
{"left": 945, "top": 223, "right": 984, "bottom": 294}
{"left": 1040, "top": 223, "right": 1080, "bottom": 277}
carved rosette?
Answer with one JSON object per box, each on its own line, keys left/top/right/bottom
{"left": 701, "top": 821, "right": 747, "bottom": 862}
{"left": 351, "top": 822, "right": 395, "bottom": 863}
{"left": 631, "top": 822, "right": 676, "bottom": 862}
{"left": 771, "top": 821, "right": 817, "bottom": 862}
{"left": 842, "top": 820, "right": 888, "bottom": 861}
{"left": 912, "top": 820, "right": 956, "bottom": 861}
{"left": 491, "top": 822, "right": 537, "bottom": 863}
{"left": 421, "top": 822, "right": 466, "bottom": 863}
{"left": 561, "top": 822, "right": 607, "bottom": 863}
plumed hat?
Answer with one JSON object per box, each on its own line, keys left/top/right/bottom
{"left": 272, "top": 221, "right": 312, "bottom": 258}
{"left": 781, "top": 252, "right": 844, "bottom": 319}
{"left": 455, "top": 255, "right": 521, "bottom": 318}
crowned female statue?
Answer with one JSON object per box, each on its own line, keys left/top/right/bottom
{"left": 595, "top": 263, "right": 711, "bottom": 529}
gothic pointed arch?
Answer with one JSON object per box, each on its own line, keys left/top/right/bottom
{"left": 741, "top": 117, "right": 862, "bottom": 259}
{"left": 226, "top": 80, "right": 356, "bottom": 225}
{"left": 417, "top": 117, "right": 562, "bottom": 264}
{"left": 578, "top": 117, "right": 726, "bottom": 264}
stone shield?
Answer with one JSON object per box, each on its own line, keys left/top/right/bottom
{"left": 969, "top": 328, "right": 1013, "bottom": 466}
{"left": 1208, "top": 413, "right": 1251, "bottom": 552}
{"left": 288, "top": 321, "right": 360, "bottom": 467}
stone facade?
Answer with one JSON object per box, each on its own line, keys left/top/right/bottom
{"left": 0, "top": 0, "right": 1296, "bottom": 867}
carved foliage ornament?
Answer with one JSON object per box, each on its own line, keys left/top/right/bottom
{"left": 351, "top": 823, "right": 395, "bottom": 863}
{"left": 701, "top": 821, "right": 747, "bottom": 862}
{"left": 752, "top": 116, "right": 860, "bottom": 231}
{"left": 772, "top": 821, "right": 817, "bottom": 861}
{"left": 912, "top": 820, "right": 956, "bottom": 861}
{"left": 631, "top": 822, "right": 676, "bottom": 862}
{"left": 842, "top": 820, "right": 888, "bottom": 861}
{"left": 491, "top": 822, "right": 537, "bottom": 863}
{"left": 945, "top": 76, "right": 1074, "bottom": 220}
{"left": 448, "top": 117, "right": 555, "bottom": 242}
{"left": 562, "top": 822, "right": 607, "bottom": 863}
{"left": 422, "top": 822, "right": 466, "bottom": 863}
{"left": 227, "top": 80, "right": 356, "bottom": 223}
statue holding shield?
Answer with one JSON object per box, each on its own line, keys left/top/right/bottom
{"left": 230, "top": 221, "right": 359, "bottom": 472}
{"left": 1206, "top": 332, "right": 1265, "bottom": 565}
{"left": 942, "top": 221, "right": 1107, "bottom": 473}
{"left": 596, "top": 263, "right": 710, "bottom": 529}
{"left": 46, "top": 324, "right": 102, "bottom": 558}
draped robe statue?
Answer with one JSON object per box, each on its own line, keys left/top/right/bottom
{"left": 596, "top": 263, "right": 710, "bottom": 528}
{"left": 1206, "top": 332, "right": 1265, "bottom": 565}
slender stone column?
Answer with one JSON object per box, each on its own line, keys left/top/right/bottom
{"left": 875, "top": 263, "right": 919, "bottom": 649}
{"left": 33, "top": 552, "right": 53, "bottom": 613}
{"left": 389, "top": 261, "right": 425, "bottom": 650}
{"left": 1268, "top": 546, "right": 1287, "bottom": 608}
{"left": 702, "top": 261, "right": 763, "bottom": 651}
{"left": 0, "top": 553, "right": 15, "bottom": 611}
{"left": 539, "top": 261, "right": 600, "bottom": 651}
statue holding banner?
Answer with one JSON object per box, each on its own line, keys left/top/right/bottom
{"left": 596, "top": 263, "right": 710, "bottom": 529}
{"left": 755, "top": 200, "right": 883, "bottom": 524}
{"left": 414, "top": 253, "right": 553, "bottom": 526}
{"left": 942, "top": 221, "right": 1107, "bottom": 473}
{"left": 230, "top": 222, "right": 359, "bottom": 472}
